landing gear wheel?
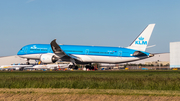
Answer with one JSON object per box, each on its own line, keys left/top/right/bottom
{"left": 74, "top": 66, "right": 78, "bottom": 69}
{"left": 19, "top": 67, "right": 25, "bottom": 71}
{"left": 69, "top": 65, "right": 73, "bottom": 68}
{"left": 85, "top": 65, "right": 94, "bottom": 70}
{"left": 68, "top": 65, "right": 78, "bottom": 70}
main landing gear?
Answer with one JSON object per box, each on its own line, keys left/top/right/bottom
{"left": 69, "top": 65, "right": 79, "bottom": 69}
{"left": 68, "top": 62, "right": 95, "bottom": 70}
{"left": 85, "top": 63, "right": 95, "bottom": 70}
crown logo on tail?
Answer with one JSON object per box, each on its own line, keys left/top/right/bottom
{"left": 138, "top": 36, "right": 144, "bottom": 41}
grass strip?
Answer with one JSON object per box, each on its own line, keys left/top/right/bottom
{"left": 0, "top": 88, "right": 180, "bottom": 97}
{"left": 0, "top": 71, "right": 180, "bottom": 90}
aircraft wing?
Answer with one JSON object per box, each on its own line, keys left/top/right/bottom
{"left": 50, "top": 39, "right": 66, "bottom": 56}
{"left": 50, "top": 39, "right": 82, "bottom": 62}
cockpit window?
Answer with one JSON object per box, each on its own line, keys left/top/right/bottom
{"left": 20, "top": 48, "right": 22, "bottom": 50}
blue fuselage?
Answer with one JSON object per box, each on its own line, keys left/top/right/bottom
{"left": 17, "top": 44, "right": 150, "bottom": 57}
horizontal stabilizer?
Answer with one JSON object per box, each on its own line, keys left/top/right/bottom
{"left": 133, "top": 51, "right": 147, "bottom": 57}
{"left": 133, "top": 51, "right": 154, "bottom": 57}
{"left": 146, "top": 45, "right": 156, "bottom": 48}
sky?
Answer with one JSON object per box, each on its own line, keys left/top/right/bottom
{"left": 0, "top": 0, "right": 180, "bottom": 56}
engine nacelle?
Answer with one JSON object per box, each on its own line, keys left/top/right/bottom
{"left": 40, "top": 54, "right": 58, "bottom": 63}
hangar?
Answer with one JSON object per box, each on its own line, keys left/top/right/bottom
{"left": 129, "top": 53, "right": 169, "bottom": 66}
{"left": 0, "top": 55, "right": 35, "bottom": 66}
{"left": 170, "top": 42, "right": 180, "bottom": 68}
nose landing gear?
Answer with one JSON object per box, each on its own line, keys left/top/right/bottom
{"left": 68, "top": 65, "right": 78, "bottom": 69}
{"left": 26, "top": 59, "right": 30, "bottom": 65}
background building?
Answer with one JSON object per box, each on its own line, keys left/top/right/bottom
{"left": 170, "top": 42, "right": 180, "bottom": 68}
{"left": 128, "top": 53, "right": 169, "bottom": 65}
{"left": 0, "top": 55, "right": 35, "bottom": 65}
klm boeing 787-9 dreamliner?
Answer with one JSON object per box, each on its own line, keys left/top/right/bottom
{"left": 17, "top": 24, "right": 155, "bottom": 68}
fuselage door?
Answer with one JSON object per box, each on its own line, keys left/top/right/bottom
{"left": 24, "top": 47, "right": 28, "bottom": 53}
{"left": 85, "top": 49, "right": 89, "bottom": 55}
{"left": 48, "top": 48, "right": 52, "bottom": 53}
{"left": 118, "top": 51, "right": 122, "bottom": 57}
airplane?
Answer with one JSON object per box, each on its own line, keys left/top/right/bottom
{"left": 29, "top": 64, "right": 71, "bottom": 70}
{"left": 0, "top": 64, "right": 33, "bottom": 71}
{"left": 17, "top": 24, "right": 155, "bottom": 69}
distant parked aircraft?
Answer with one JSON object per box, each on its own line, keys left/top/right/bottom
{"left": 0, "top": 65, "right": 33, "bottom": 71}
{"left": 30, "top": 64, "right": 70, "bottom": 70}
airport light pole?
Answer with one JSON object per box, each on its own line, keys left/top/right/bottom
{"left": 157, "top": 60, "right": 160, "bottom": 70}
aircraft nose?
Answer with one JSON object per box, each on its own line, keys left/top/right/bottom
{"left": 17, "top": 48, "right": 23, "bottom": 55}
{"left": 17, "top": 50, "right": 21, "bottom": 55}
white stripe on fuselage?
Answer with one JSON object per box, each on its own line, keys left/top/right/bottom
{"left": 18, "top": 53, "right": 56, "bottom": 60}
{"left": 18, "top": 53, "right": 148, "bottom": 63}
{"left": 18, "top": 54, "right": 42, "bottom": 59}
{"left": 73, "top": 54, "right": 147, "bottom": 63}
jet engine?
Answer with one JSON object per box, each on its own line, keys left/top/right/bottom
{"left": 40, "top": 54, "right": 58, "bottom": 63}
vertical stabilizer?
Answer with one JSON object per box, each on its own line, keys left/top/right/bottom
{"left": 127, "top": 24, "right": 155, "bottom": 51}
